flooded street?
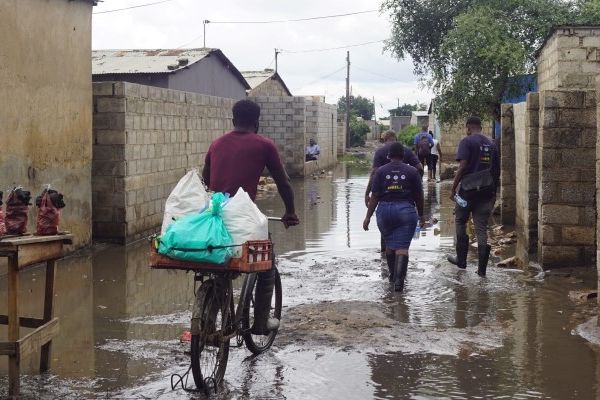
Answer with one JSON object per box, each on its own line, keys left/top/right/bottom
{"left": 1, "top": 162, "right": 599, "bottom": 399}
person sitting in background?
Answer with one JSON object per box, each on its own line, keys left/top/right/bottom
{"left": 363, "top": 142, "right": 425, "bottom": 292}
{"left": 305, "top": 138, "right": 320, "bottom": 161}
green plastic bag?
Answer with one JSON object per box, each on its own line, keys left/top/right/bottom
{"left": 158, "top": 192, "right": 234, "bottom": 264}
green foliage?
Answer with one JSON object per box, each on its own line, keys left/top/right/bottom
{"left": 349, "top": 117, "right": 370, "bottom": 147}
{"left": 388, "top": 102, "right": 427, "bottom": 116}
{"left": 337, "top": 95, "right": 375, "bottom": 120}
{"left": 381, "top": 0, "right": 598, "bottom": 123}
{"left": 396, "top": 125, "right": 420, "bottom": 147}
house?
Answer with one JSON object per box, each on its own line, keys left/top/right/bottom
{"left": 1, "top": 0, "right": 97, "bottom": 248}
{"left": 241, "top": 69, "right": 292, "bottom": 96}
{"left": 390, "top": 115, "right": 411, "bottom": 132}
{"left": 410, "top": 110, "right": 429, "bottom": 127}
{"left": 92, "top": 48, "right": 250, "bottom": 99}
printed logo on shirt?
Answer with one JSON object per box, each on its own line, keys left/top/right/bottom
{"left": 479, "top": 144, "right": 492, "bottom": 165}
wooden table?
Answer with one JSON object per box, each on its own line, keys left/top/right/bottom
{"left": 0, "top": 234, "right": 73, "bottom": 397}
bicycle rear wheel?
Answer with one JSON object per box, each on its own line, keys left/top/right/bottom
{"left": 190, "top": 278, "right": 230, "bottom": 393}
{"left": 241, "top": 266, "right": 282, "bottom": 355}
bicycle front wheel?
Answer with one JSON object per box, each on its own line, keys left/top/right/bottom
{"left": 190, "top": 278, "right": 230, "bottom": 393}
{"left": 241, "top": 266, "right": 282, "bottom": 355}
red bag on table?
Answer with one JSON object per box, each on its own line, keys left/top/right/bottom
{"left": 36, "top": 190, "right": 60, "bottom": 235}
{"left": 6, "top": 188, "right": 31, "bottom": 235}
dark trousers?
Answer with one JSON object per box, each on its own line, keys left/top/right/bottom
{"left": 455, "top": 196, "right": 495, "bottom": 246}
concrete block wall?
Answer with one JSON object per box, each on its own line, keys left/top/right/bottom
{"left": 513, "top": 93, "right": 540, "bottom": 254}
{"left": 537, "top": 26, "right": 600, "bottom": 92}
{"left": 249, "top": 96, "right": 307, "bottom": 177}
{"left": 92, "top": 82, "right": 235, "bottom": 243}
{"left": 305, "top": 100, "right": 338, "bottom": 172}
{"left": 500, "top": 104, "right": 516, "bottom": 226}
{"left": 337, "top": 113, "right": 346, "bottom": 155}
{"left": 538, "top": 89, "right": 596, "bottom": 267}
{"left": 248, "top": 78, "right": 290, "bottom": 97}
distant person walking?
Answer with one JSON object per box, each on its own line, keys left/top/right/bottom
{"left": 363, "top": 142, "right": 425, "bottom": 292}
{"left": 447, "top": 116, "right": 499, "bottom": 276}
{"left": 305, "top": 138, "right": 320, "bottom": 161}
{"left": 413, "top": 126, "right": 434, "bottom": 168}
{"left": 427, "top": 131, "right": 442, "bottom": 181}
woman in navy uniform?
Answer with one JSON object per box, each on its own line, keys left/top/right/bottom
{"left": 363, "top": 142, "right": 425, "bottom": 292}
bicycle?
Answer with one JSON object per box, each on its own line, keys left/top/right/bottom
{"left": 149, "top": 217, "right": 283, "bottom": 395}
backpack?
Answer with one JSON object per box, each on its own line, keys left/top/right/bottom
{"left": 417, "top": 133, "right": 431, "bottom": 158}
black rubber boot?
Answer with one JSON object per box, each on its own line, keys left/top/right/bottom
{"left": 448, "top": 235, "right": 469, "bottom": 269}
{"left": 385, "top": 252, "right": 396, "bottom": 282}
{"left": 394, "top": 255, "right": 409, "bottom": 292}
{"left": 251, "top": 269, "right": 279, "bottom": 335}
{"left": 477, "top": 244, "right": 492, "bottom": 277}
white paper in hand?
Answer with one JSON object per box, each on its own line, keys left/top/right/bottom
{"left": 222, "top": 188, "right": 268, "bottom": 257}
{"left": 161, "top": 169, "right": 208, "bottom": 234}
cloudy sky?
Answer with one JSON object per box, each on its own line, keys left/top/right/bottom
{"left": 92, "top": 0, "right": 433, "bottom": 117}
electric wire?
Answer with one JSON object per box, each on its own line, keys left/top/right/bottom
{"left": 207, "top": 10, "right": 377, "bottom": 24}
{"left": 354, "top": 65, "right": 404, "bottom": 82}
{"left": 293, "top": 65, "right": 346, "bottom": 91}
{"left": 281, "top": 39, "right": 386, "bottom": 54}
{"left": 93, "top": 0, "right": 174, "bottom": 14}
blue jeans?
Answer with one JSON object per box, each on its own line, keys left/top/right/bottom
{"left": 376, "top": 201, "right": 418, "bottom": 250}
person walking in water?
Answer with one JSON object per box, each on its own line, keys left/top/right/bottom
{"left": 427, "top": 131, "right": 442, "bottom": 181}
{"left": 363, "top": 142, "right": 425, "bottom": 292}
{"left": 447, "top": 116, "right": 499, "bottom": 276}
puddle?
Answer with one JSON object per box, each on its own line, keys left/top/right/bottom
{"left": 1, "top": 162, "right": 599, "bottom": 399}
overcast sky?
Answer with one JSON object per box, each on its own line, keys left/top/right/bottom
{"left": 92, "top": 0, "right": 433, "bottom": 117}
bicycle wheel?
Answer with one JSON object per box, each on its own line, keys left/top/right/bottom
{"left": 190, "top": 278, "right": 230, "bottom": 392}
{"left": 241, "top": 266, "right": 282, "bottom": 355}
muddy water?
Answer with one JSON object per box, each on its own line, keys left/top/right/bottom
{"left": 1, "top": 163, "right": 599, "bottom": 399}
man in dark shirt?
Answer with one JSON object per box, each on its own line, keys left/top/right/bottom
{"left": 203, "top": 99, "right": 299, "bottom": 334}
{"left": 447, "top": 116, "right": 500, "bottom": 276}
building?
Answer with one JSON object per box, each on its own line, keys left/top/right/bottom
{"left": 0, "top": 0, "right": 97, "bottom": 248}
{"left": 390, "top": 116, "right": 411, "bottom": 133}
{"left": 92, "top": 48, "right": 250, "bottom": 99}
{"left": 242, "top": 69, "right": 292, "bottom": 96}
{"left": 410, "top": 110, "right": 429, "bottom": 127}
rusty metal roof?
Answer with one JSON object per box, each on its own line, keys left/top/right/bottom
{"left": 241, "top": 69, "right": 292, "bottom": 96}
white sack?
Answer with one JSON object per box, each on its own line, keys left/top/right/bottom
{"left": 161, "top": 169, "right": 208, "bottom": 234}
{"left": 222, "top": 188, "right": 268, "bottom": 257}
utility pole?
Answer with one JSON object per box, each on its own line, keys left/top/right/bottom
{"left": 373, "top": 96, "right": 377, "bottom": 123}
{"left": 203, "top": 20, "right": 210, "bottom": 48}
{"left": 345, "top": 51, "right": 351, "bottom": 149}
{"left": 275, "top": 48, "right": 280, "bottom": 73}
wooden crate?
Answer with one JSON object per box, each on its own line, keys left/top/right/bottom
{"left": 149, "top": 240, "right": 273, "bottom": 273}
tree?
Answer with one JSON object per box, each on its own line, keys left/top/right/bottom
{"left": 381, "top": 0, "right": 596, "bottom": 123}
{"left": 388, "top": 102, "right": 427, "bottom": 116}
{"left": 337, "top": 95, "right": 375, "bottom": 120}
{"left": 349, "top": 118, "right": 370, "bottom": 147}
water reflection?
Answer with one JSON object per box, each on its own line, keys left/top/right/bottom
{"left": 0, "top": 163, "right": 599, "bottom": 399}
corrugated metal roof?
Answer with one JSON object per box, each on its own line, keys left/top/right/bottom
{"left": 92, "top": 48, "right": 214, "bottom": 75}
{"left": 240, "top": 69, "right": 292, "bottom": 96}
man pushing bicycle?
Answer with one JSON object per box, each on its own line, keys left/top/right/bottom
{"left": 202, "top": 99, "right": 299, "bottom": 335}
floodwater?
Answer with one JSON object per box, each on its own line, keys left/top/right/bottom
{"left": 1, "top": 162, "right": 599, "bottom": 399}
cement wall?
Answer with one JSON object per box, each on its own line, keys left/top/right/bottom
{"left": 92, "top": 82, "right": 235, "bottom": 243}
{"left": 305, "top": 101, "right": 338, "bottom": 172}
{"left": 248, "top": 78, "right": 290, "bottom": 97}
{"left": 500, "top": 104, "right": 516, "bottom": 226}
{"left": 337, "top": 113, "right": 347, "bottom": 155}
{"left": 513, "top": 93, "right": 540, "bottom": 255}
{"left": 538, "top": 90, "right": 596, "bottom": 268}
{"left": 0, "top": 0, "right": 94, "bottom": 248}
{"left": 537, "top": 27, "right": 600, "bottom": 92}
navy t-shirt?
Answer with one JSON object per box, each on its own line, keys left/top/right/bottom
{"left": 373, "top": 142, "right": 420, "bottom": 169}
{"left": 456, "top": 133, "right": 500, "bottom": 182}
{"left": 371, "top": 161, "right": 422, "bottom": 203}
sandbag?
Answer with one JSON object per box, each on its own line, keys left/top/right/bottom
{"left": 222, "top": 188, "right": 268, "bottom": 257}
{"left": 6, "top": 187, "right": 31, "bottom": 235}
{"left": 158, "top": 192, "right": 233, "bottom": 264}
{"left": 36, "top": 188, "right": 61, "bottom": 235}
{"left": 162, "top": 169, "right": 208, "bottom": 234}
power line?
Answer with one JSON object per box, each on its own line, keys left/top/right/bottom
{"left": 294, "top": 66, "right": 346, "bottom": 91}
{"left": 354, "top": 65, "right": 405, "bottom": 82}
{"left": 93, "top": 0, "right": 174, "bottom": 14}
{"left": 281, "top": 39, "right": 386, "bottom": 54}
{"left": 206, "top": 10, "right": 377, "bottom": 24}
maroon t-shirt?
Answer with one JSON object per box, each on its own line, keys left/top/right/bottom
{"left": 204, "top": 131, "right": 284, "bottom": 200}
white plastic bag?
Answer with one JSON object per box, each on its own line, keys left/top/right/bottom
{"left": 222, "top": 188, "right": 268, "bottom": 257}
{"left": 161, "top": 169, "right": 208, "bottom": 234}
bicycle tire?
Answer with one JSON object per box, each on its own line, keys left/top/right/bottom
{"left": 241, "top": 266, "right": 282, "bottom": 355}
{"left": 190, "top": 279, "right": 230, "bottom": 392}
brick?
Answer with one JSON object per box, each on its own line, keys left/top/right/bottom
{"left": 540, "top": 204, "right": 580, "bottom": 224}
{"left": 96, "top": 130, "right": 126, "bottom": 145}
{"left": 542, "top": 91, "right": 584, "bottom": 109}
{"left": 93, "top": 82, "right": 114, "bottom": 96}
{"left": 562, "top": 226, "right": 595, "bottom": 245}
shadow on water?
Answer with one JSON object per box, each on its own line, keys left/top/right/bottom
{"left": 0, "top": 162, "right": 599, "bottom": 399}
